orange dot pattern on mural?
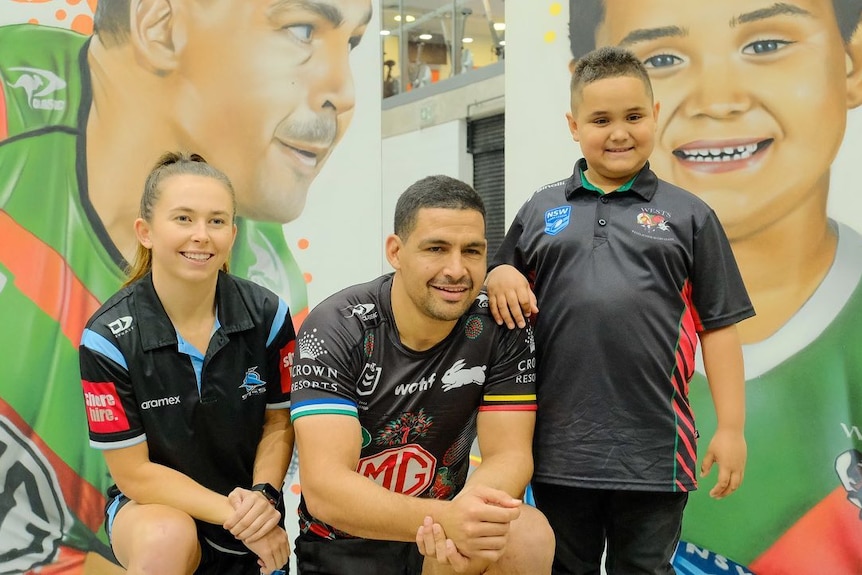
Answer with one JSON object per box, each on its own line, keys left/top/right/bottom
{"left": 16, "top": 0, "right": 95, "bottom": 34}
{"left": 298, "top": 238, "right": 310, "bottom": 250}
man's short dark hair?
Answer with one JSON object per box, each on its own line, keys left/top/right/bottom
{"left": 93, "top": 0, "right": 131, "bottom": 48}
{"left": 570, "top": 46, "right": 653, "bottom": 107}
{"left": 394, "top": 175, "right": 485, "bottom": 239}
{"left": 569, "top": 0, "right": 862, "bottom": 60}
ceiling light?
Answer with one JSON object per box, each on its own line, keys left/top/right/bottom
{"left": 380, "top": 29, "right": 391, "bottom": 36}
{"left": 499, "top": 40, "right": 506, "bottom": 46}
{"left": 493, "top": 22, "right": 506, "bottom": 31}
{"left": 419, "top": 33, "right": 432, "bottom": 40}
{"left": 462, "top": 37, "right": 474, "bottom": 43}
{"left": 394, "top": 14, "right": 415, "bottom": 22}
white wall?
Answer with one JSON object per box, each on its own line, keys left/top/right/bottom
{"left": 504, "top": 1, "right": 578, "bottom": 226}
{"left": 381, "top": 119, "right": 473, "bottom": 270}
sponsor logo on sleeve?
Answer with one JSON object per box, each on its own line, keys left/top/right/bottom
{"left": 82, "top": 381, "right": 131, "bottom": 434}
{"left": 298, "top": 329, "right": 328, "bottom": 360}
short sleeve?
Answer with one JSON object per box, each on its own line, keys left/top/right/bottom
{"left": 289, "top": 301, "right": 365, "bottom": 422}
{"left": 691, "top": 210, "right": 755, "bottom": 331}
{"left": 480, "top": 323, "right": 537, "bottom": 412}
{"left": 265, "top": 296, "right": 295, "bottom": 409}
{"left": 79, "top": 327, "right": 146, "bottom": 450}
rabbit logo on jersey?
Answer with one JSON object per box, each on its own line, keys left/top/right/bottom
{"left": 441, "top": 359, "right": 486, "bottom": 391}
{"left": 545, "top": 206, "right": 571, "bottom": 236}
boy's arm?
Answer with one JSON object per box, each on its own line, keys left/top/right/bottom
{"left": 294, "top": 413, "right": 519, "bottom": 561}
{"left": 485, "top": 264, "right": 538, "bottom": 329}
{"left": 699, "top": 323, "right": 747, "bottom": 499}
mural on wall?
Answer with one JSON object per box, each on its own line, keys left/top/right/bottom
{"left": 513, "top": 1, "right": 861, "bottom": 573}
{"left": 0, "top": 1, "right": 379, "bottom": 573}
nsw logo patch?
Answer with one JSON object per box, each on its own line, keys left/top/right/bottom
{"left": 544, "top": 206, "right": 571, "bottom": 235}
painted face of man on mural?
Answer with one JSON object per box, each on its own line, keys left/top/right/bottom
{"left": 88, "top": 0, "right": 372, "bottom": 242}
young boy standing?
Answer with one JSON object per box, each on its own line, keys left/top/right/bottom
{"left": 487, "top": 46, "right": 755, "bottom": 574}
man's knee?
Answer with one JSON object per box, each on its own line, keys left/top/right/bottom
{"left": 494, "top": 505, "right": 555, "bottom": 574}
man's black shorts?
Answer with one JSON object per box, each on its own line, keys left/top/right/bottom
{"left": 295, "top": 533, "right": 424, "bottom": 575}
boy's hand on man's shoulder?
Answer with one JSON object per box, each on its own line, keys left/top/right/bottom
{"left": 701, "top": 428, "right": 747, "bottom": 499}
{"left": 485, "top": 265, "right": 538, "bottom": 329}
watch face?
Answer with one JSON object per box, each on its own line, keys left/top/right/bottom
{"left": 253, "top": 483, "right": 280, "bottom": 504}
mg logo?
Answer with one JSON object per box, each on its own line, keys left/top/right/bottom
{"left": 357, "top": 445, "right": 436, "bottom": 496}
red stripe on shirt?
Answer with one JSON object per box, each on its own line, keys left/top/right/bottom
{"left": 0, "top": 209, "right": 101, "bottom": 347}
{"left": 479, "top": 404, "right": 538, "bottom": 412}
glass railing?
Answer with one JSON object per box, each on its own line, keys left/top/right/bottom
{"left": 380, "top": 0, "right": 505, "bottom": 98}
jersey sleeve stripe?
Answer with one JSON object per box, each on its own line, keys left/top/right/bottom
{"left": 266, "top": 400, "right": 291, "bottom": 410}
{"left": 81, "top": 328, "right": 127, "bottom": 370}
{"left": 89, "top": 433, "right": 146, "bottom": 450}
{"left": 267, "top": 298, "right": 289, "bottom": 347}
{"left": 482, "top": 394, "right": 537, "bottom": 402}
{"left": 291, "top": 398, "right": 358, "bottom": 421}
{"left": 479, "top": 404, "right": 538, "bottom": 412}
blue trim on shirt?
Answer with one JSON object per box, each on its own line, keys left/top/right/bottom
{"left": 267, "top": 298, "right": 289, "bottom": 347}
{"left": 81, "top": 329, "right": 127, "bottom": 370}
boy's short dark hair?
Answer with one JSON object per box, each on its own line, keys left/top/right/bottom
{"left": 568, "top": 0, "right": 862, "bottom": 60}
{"left": 570, "top": 46, "right": 653, "bottom": 108}
{"left": 394, "top": 175, "right": 485, "bottom": 239}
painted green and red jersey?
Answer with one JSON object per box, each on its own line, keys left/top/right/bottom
{"left": 0, "top": 23, "right": 308, "bottom": 573}
{"left": 679, "top": 222, "right": 862, "bottom": 574}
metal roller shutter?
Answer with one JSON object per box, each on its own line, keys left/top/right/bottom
{"left": 467, "top": 114, "right": 505, "bottom": 256}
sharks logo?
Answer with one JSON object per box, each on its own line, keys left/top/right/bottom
{"left": 239, "top": 367, "right": 267, "bottom": 399}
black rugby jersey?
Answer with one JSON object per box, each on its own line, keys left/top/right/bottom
{"left": 290, "top": 274, "right": 537, "bottom": 540}
{"left": 493, "top": 159, "right": 754, "bottom": 492}
{"left": 79, "top": 271, "right": 295, "bottom": 552}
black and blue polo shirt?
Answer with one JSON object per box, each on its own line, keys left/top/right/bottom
{"left": 79, "top": 271, "right": 295, "bottom": 552}
{"left": 492, "top": 158, "right": 754, "bottom": 492}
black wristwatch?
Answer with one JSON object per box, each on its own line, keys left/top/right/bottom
{"left": 251, "top": 482, "right": 281, "bottom": 506}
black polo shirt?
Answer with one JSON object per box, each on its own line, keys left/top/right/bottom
{"left": 492, "top": 159, "right": 754, "bottom": 492}
{"left": 79, "top": 271, "right": 295, "bottom": 551}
